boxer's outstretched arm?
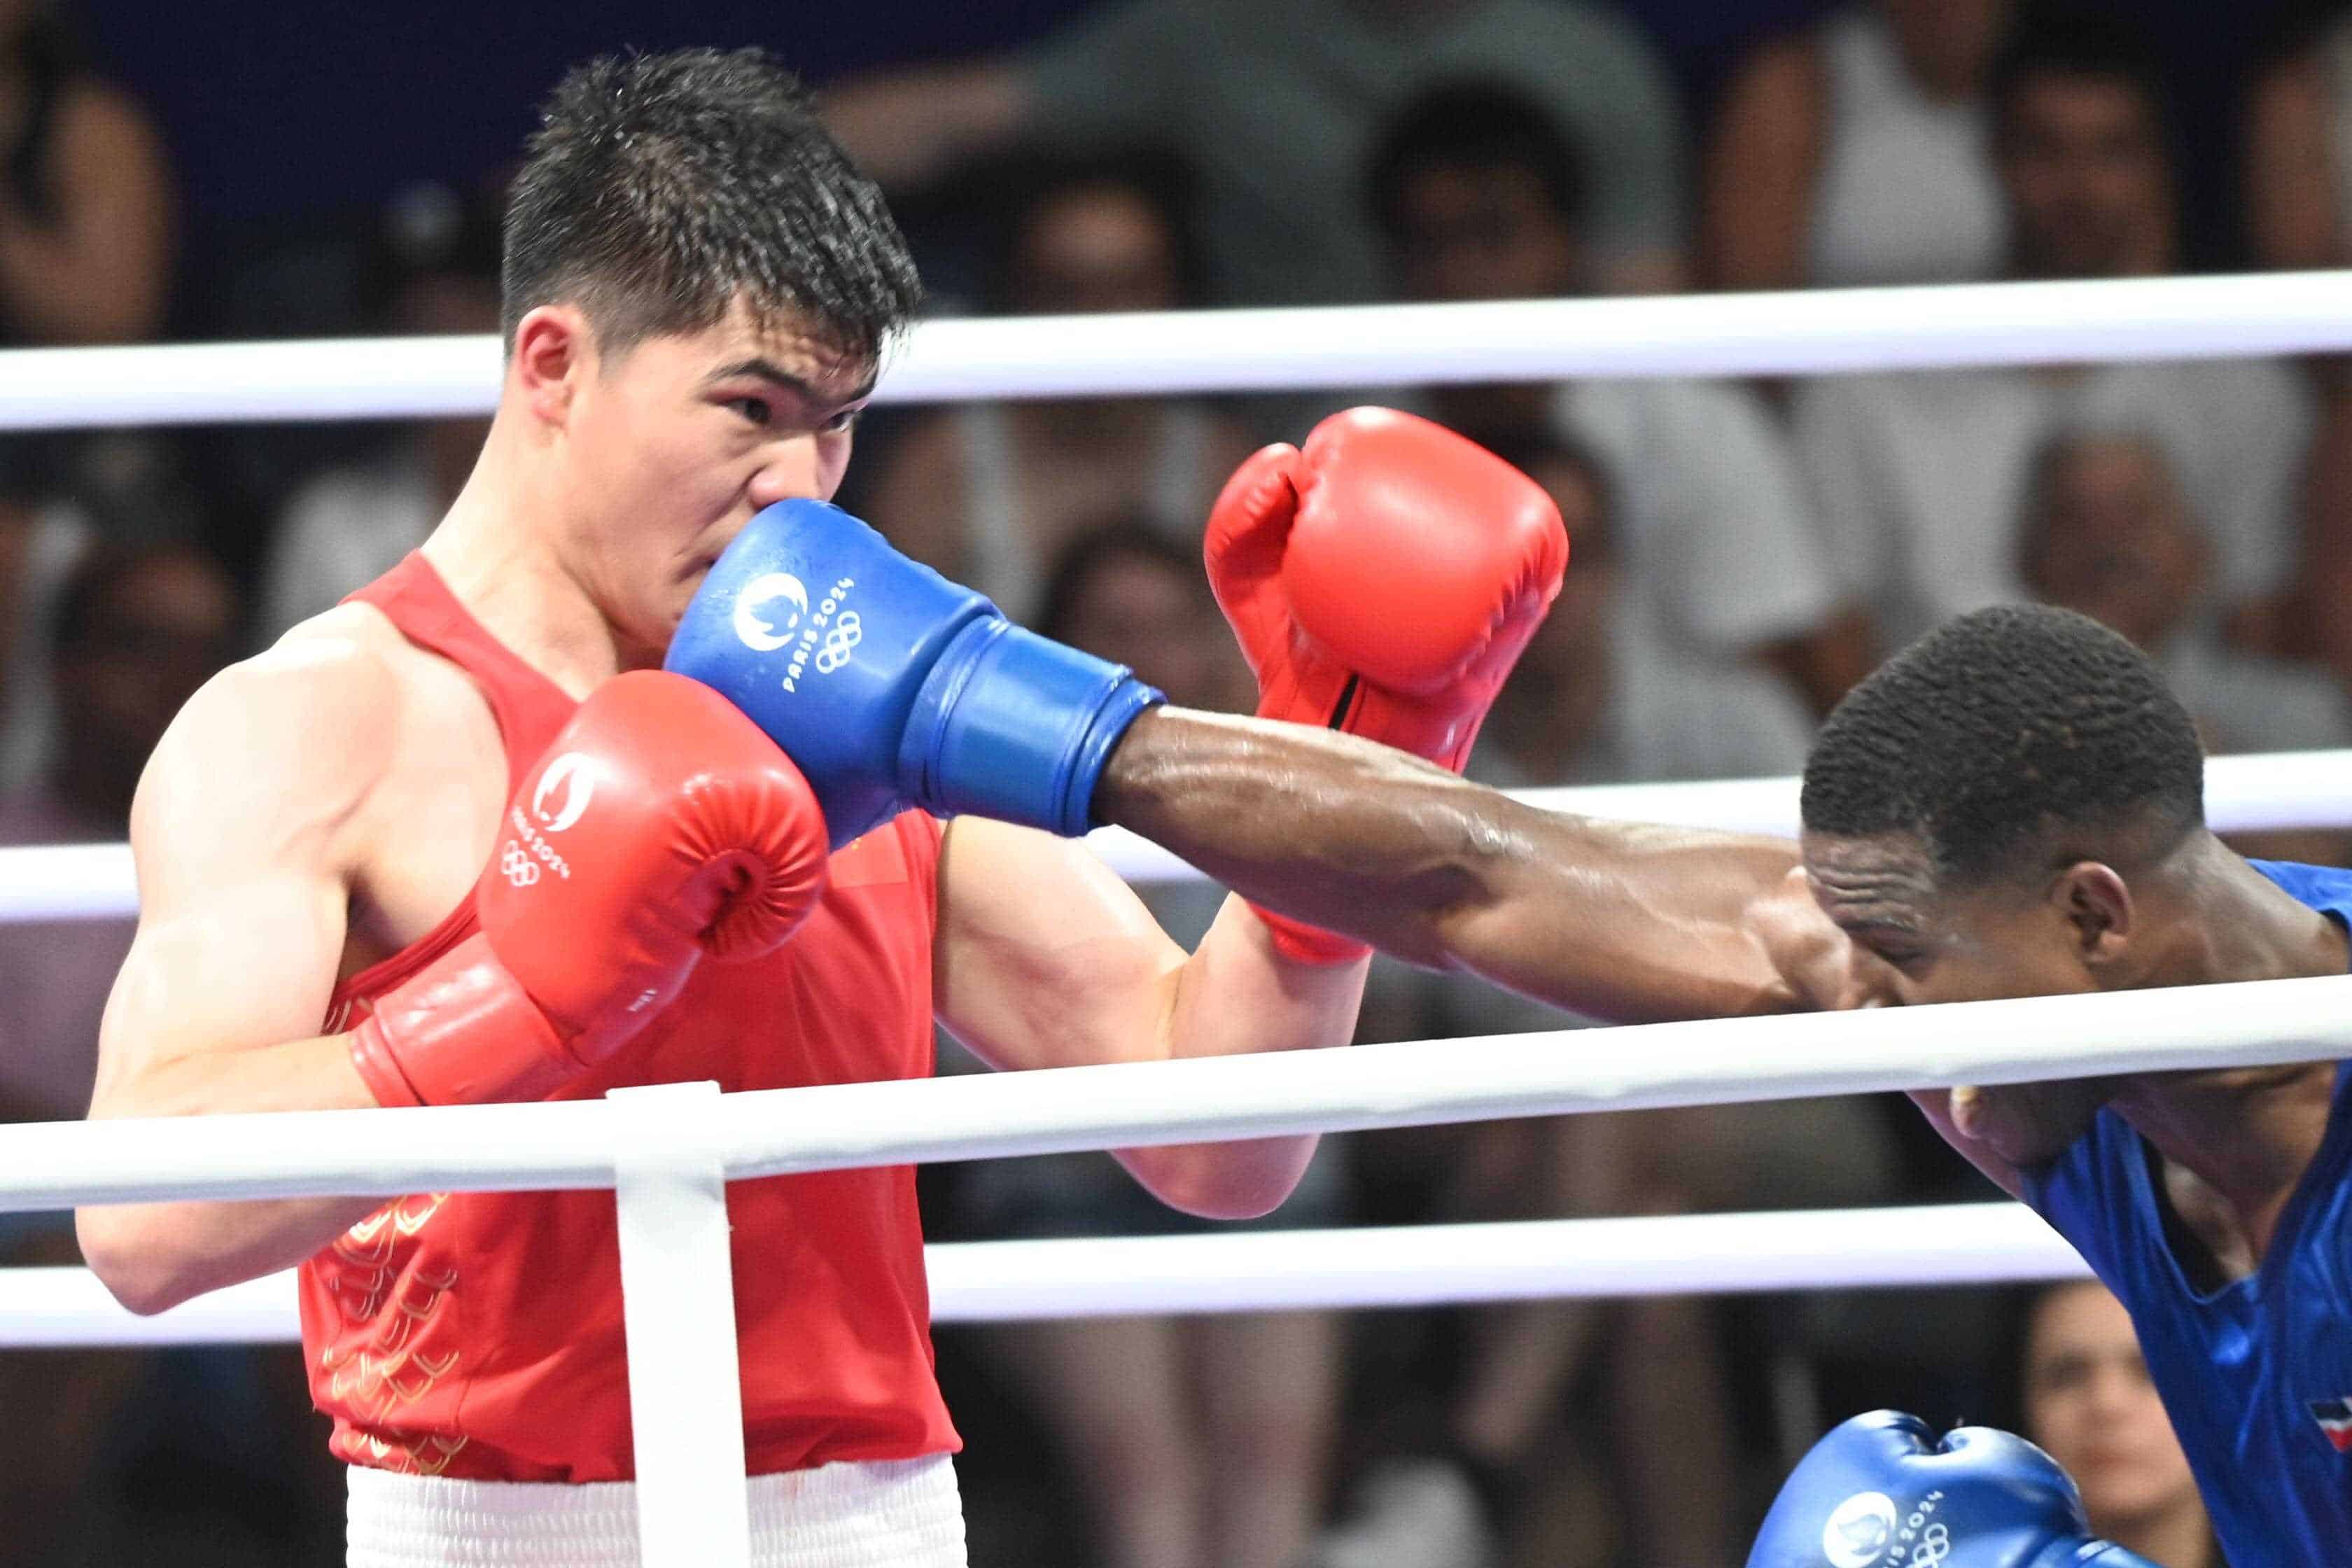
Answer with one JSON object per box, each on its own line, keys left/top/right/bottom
{"left": 1098, "top": 709, "right": 1835, "bottom": 1025}
{"left": 78, "top": 646, "right": 400, "bottom": 1314}
{"left": 1095, "top": 714, "right": 2054, "bottom": 1196}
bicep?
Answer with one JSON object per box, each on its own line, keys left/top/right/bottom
{"left": 94, "top": 869, "right": 349, "bottom": 1114}
{"left": 92, "top": 654, "right": 384, "bottom": 1114}
{"left": 932, "top": 816, "right": 1188, "bottom": 1072}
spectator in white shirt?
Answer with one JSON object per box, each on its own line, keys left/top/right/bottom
{"left": 1792, "top": 8, "right": 2314, "bottom": 654}
{"left": 1704, "top": 0, "right": 2015, "bottom": 292}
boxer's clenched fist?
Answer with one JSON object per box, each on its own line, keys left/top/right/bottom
{"left": 346, "top": 671, "right": 830, "bottom": 1106}
{"left": 1209, "top": 407, "right": 1568, "bottom": 766}
{"left": 1749, "top": 1410, "right": 2157, "bottom": 1568}
{"left": 1207, "top": 407, "right": 1568, "bottom": 960}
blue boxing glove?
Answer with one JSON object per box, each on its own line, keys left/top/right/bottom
{"left": 666, "top": 500, "right": 1162, "bottom": 850}
{"left": 1751, "top": 1412, "right": 2160, "bottom": 1568}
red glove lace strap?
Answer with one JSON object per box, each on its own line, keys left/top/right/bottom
{"left": 1240, "top": 675, "right": 1373, "bottom": 964}
{"left": 1252, "top": 908, "right": 1372, "bottom": 966}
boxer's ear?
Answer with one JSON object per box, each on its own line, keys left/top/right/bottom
{"left": 510, "top": 304, "right": 589, "bottom": 430}
{"left": 2050, "top": 860, "right": 2134, "bottom": 970}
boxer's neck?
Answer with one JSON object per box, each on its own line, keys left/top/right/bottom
{"left": 419, "top": 412, "right": 631, "bottom": 700}
{"left": 2105, "top": 846, "right": 2348, "bottom": 1265}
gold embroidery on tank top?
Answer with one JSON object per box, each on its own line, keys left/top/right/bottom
{"left": 346, "top": 1429, "right": 470, "bottom": 1477}
{"left": 318, "top": 1192, "right": 463, "bottom": 1443}
{"left": 324, "top": 1193, "right": 450, "bottom": 1320}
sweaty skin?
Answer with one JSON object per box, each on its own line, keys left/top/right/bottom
{"left": 1096, "top": 707, "right": 2344, "bottom": 1268}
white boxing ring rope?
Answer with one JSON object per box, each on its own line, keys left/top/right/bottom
{"left": 0, "top": 1204, "right": 2091, "bottom": 1348}
{"left": 11, "top": 973, "right": 2352, "bottom": 1212}
{"left": 1, "top": 981, "right": 2342, "bottom": 1564}
{"left": 6, "top": 746, "right": 2352, "bottom": 918}
{"left": 0, "top": 271, "right": 2346, "bottom": 1560}
{"left": 5, "top": 271, "right": 2352, "bottom": 427}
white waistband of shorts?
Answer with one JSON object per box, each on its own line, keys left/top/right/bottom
{"left": 345, "top": 1453, "right": 967, "bottom": 1568}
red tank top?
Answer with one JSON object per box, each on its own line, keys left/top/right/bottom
{"left": 297, "top": 553, "right": 956, "bottom": 1483}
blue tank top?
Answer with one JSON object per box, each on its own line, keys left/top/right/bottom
{"left": 2024, "top": 858, "right": 2352, "bottom": 1566}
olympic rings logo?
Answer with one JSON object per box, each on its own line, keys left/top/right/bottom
{"left": 1906, "top": 1526, "right": 1952, "bottom": 1567}
{"left": 813, "top": 612, "right": 863, "bottom": 675}
{"left": 500, "top": 842, "right": 540, "bottom": 888}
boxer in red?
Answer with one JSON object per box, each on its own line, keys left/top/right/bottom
{"left": 74, "top": 49, "right": 1564, "bottom": 1568}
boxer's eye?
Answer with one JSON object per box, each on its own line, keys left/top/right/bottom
{"left": 727, "top": 396, "right": 774, "bottom": 428}
{"left": 819, "top": 405, "right": 864, "bottom": 435}
{"left": 1856, "top": 934, "right": 1923, "bottom": 973}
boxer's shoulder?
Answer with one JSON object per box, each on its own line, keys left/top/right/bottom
{"left": 144, "top": 612, "right": 402, "bottom": 827}
{"left": 134, "top": 603, "right": 498, "bottom": 895}
{"left": 274, "top": 601, "right": 504, "bottom": 768}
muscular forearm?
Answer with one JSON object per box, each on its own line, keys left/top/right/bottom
{"left": 1115, "top": 896, "right": 1365, "bottom": 1218}
{"left": 77, "top": 1194, "right": 383, "bottom": 1316}
{"left": 1097, "top": 708, "right": 1806, "bottom": 1023}
{"left": 78, "top": 1032, "right": 387, "bottom": 1314}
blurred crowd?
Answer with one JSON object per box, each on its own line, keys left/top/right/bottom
{"left": 9, "top": 0, "right": 2351, "bottom": 1562}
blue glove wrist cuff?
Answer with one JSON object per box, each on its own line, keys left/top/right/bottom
{"left": 2044, "top": 1546, "right": 2161, "bottom": 1568}
{"left": 901, "top": 620, "right": 1163, "bottom": 836}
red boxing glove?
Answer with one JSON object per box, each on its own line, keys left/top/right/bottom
{"left": 1207, "top": 407, "right": 1567, "bottom": 962}
{"left": 347, "top": 671, "right": 830, "bottom": 1106}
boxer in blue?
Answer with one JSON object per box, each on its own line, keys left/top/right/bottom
{"left": 835, "top": 598, "right": 2334, "bottom": 1566}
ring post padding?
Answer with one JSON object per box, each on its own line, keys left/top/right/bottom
{"left": 609, "top": 1082, "right": 751, "bottom": 1568}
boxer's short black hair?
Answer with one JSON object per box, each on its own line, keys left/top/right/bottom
{"left": 1800, "top": 605, "right": 2205, "bottom": 884}
{"left": 502, "top": 48, "right": 922, "bottom": 360}
{"left": 1364, "top": 80, "right": 1587, "bottom": 244}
